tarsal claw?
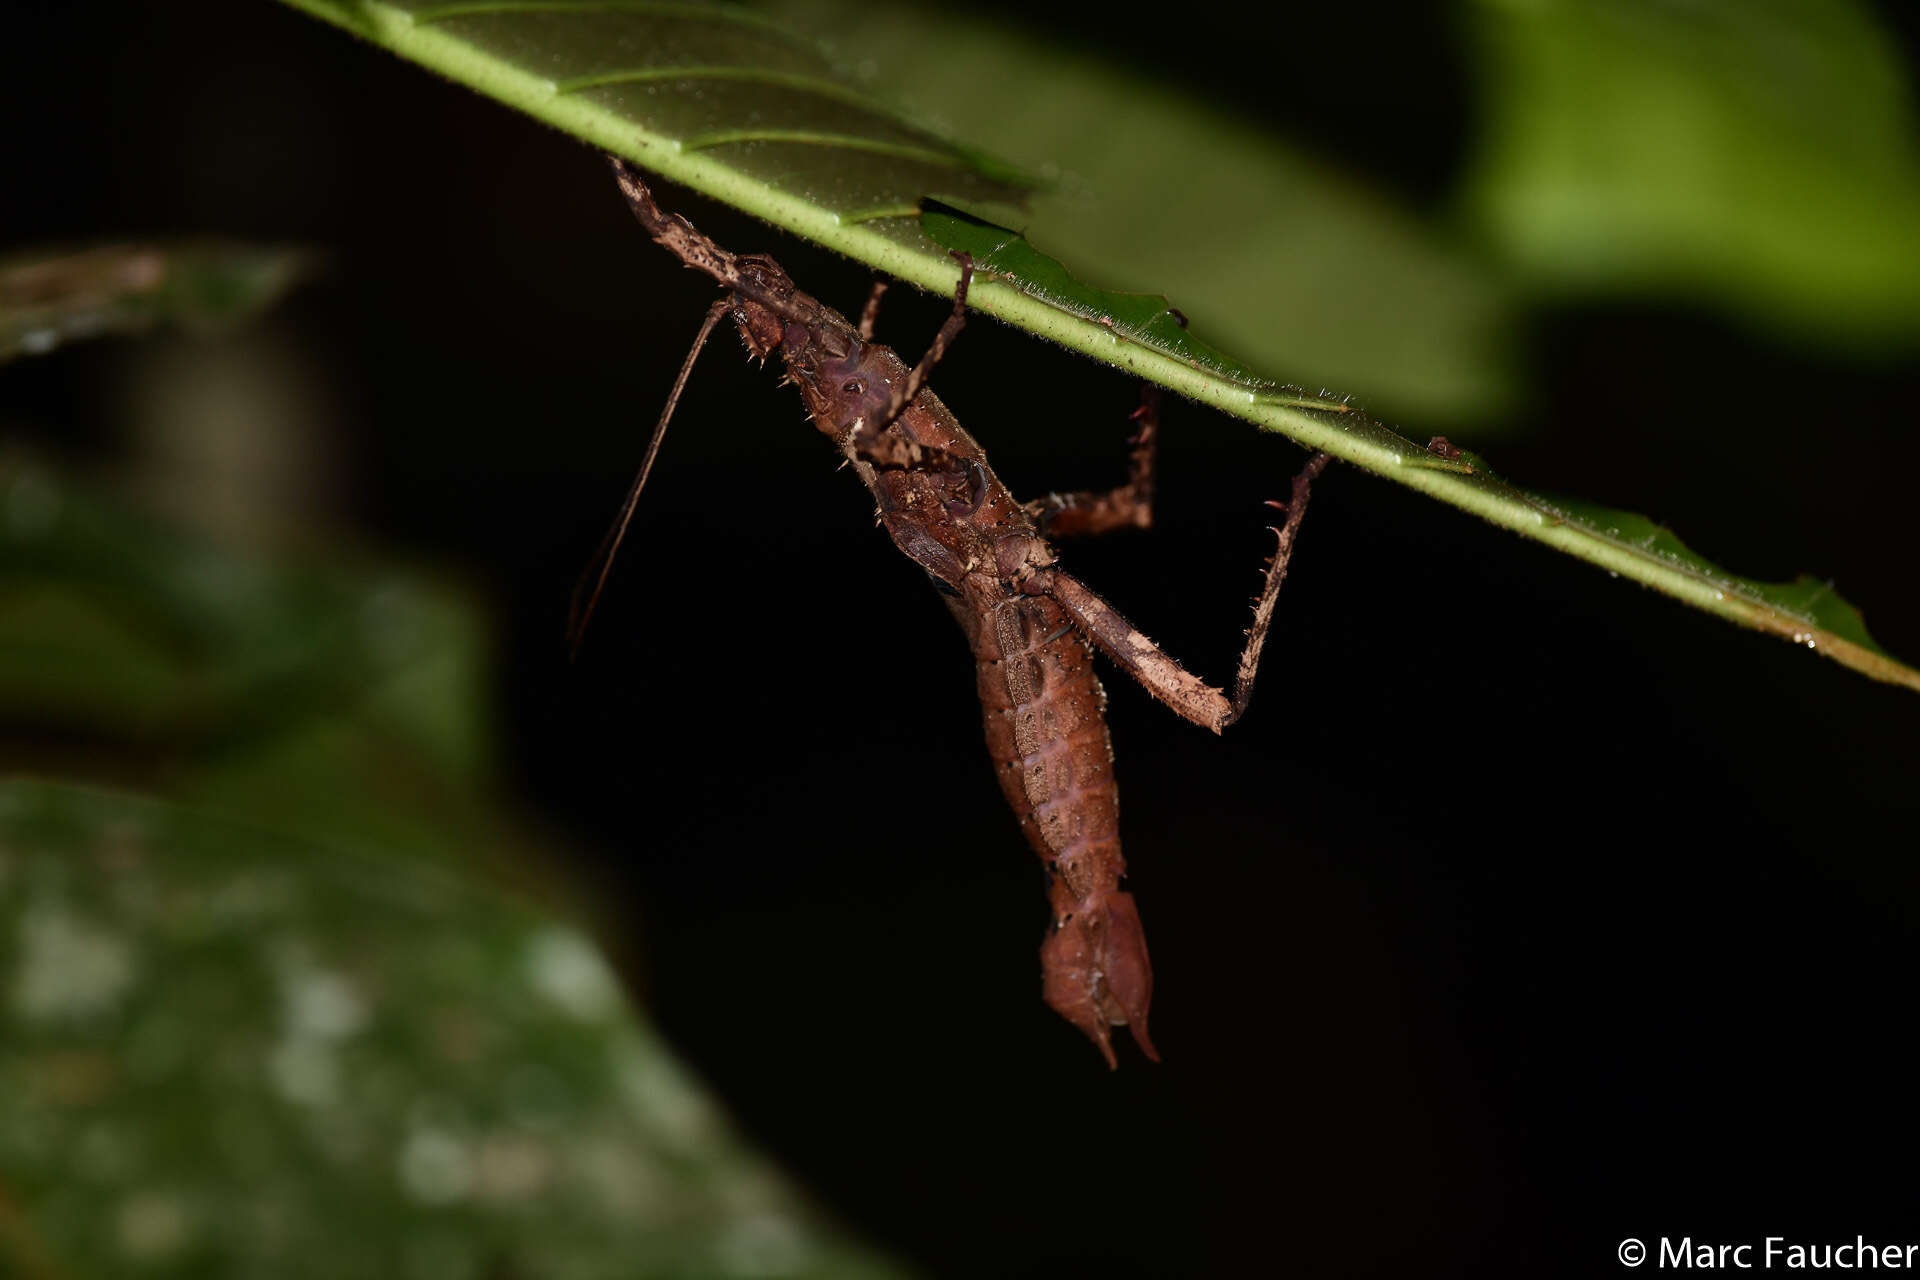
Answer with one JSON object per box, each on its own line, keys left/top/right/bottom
{"left": 1040, "top": 889, "right": 1158, "bottom": 1068}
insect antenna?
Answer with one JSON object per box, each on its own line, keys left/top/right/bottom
{"left": 568, "top": 296, "right": 730, "bottom": 657}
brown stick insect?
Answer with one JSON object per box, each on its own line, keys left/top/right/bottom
{"left": 579, "top": 157, "right": 1330, "bottom": 1068}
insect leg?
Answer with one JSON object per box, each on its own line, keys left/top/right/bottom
{"left": 847, "top": 253, "right": 974, "bottom": 467}
{"left": 1024, "top": 385, "right": 1160, "bottom": 537}
{"left": 1031, "top": 451, "right": 1331, "bottom": 732}
{"left": 609, "top": 157, "right": 744, "bottom": 295}
{"left": 857, "top": 278, "right": 889, "bottom": 341}
{"left": 608, "top": 157, "right": 821, "bottom": 330}
{"left": 1224, "top": 452, "right": 1333, "bottom": 724}
{"left": 872, "top": 252, "right": 973, "bottom": 432}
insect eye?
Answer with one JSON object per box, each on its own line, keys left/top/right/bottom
{"left": 842, "top": 377, "right": 866, "bottom": 396}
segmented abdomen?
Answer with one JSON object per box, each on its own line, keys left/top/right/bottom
{"left": 955, "top": 593, "right": 1124, "bottom": 901}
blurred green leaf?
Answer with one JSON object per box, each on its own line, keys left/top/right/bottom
{"left": 0, "top": 466, "right": 905, "bottom": 1275}
{"left": 0, "top": 457, "right": 514, "bottom": 868}
{"left": 0, "top": 779, "right": 902, "bottom": 1280}
{"left": 275, "top": 0, "right": 1918, "bottom": 693}
{"left": 0, "top": 244, "right": 311, "bottom": 363}
{"left": 1460, "top": 0, "right": 1920, "bottom": 343}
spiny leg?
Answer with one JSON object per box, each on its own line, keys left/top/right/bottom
{"left": 609, "top": 158, "right": 744, "bottom": 298}
{"left": 1227, "top": 452, "right": 1331, "bottom": 721}
{"left": 1025, "top": 384, "right": 1160, "bottom": 537}
{"left": 849, "top": 253, "right": 974, "bottom": 469}
{"left": 871, "top": 251, "right": 973, "bottom": 434}
{"left": 609, "top": 156, "right": 817, "bottom": 330}
{"left": 1031, "top": 451, "right": 1332, "bottom": 733}
{"left": 857, "top": 278, "right": 888, "bottom": 341}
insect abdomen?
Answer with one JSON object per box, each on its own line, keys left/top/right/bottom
{"left": 951, "top": 592, "right": 1155, "bottom": 1064}
{"left": 979, "top": 596, "right": 1120, "bottom": 887}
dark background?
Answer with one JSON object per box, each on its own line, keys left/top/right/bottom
{"left": 6, "top": 2, "right": 1919, "bottom": 1275}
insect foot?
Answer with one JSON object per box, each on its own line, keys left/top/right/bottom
{"left": 1041, "top": 887, "right": 1158, "bottom": 1069}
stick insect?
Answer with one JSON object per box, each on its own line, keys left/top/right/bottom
{"left": 580, "top": 157, "right": 1329, "bottom": 1068}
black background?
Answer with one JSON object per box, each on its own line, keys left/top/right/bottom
{"left": 6, "top": 3, "right": 1919, "bottom": 1275}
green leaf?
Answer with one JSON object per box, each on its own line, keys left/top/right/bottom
{"left": 0, "top": 243, "right": 311, "bottom": 363}
{"left": 1524, "top": 494, "right": 1903, "bottom": 684}
{"left": 764, "top": 0, "right": 1521, "bottom": 422}
{"left": 1459, "top": 0, "right": 1920, "bottom": 342}
{"left": 0, "top": 468, "right": 904, "bottom": 1275}
{"left": 921, "top": 208, "right": 1920, "bottom": 695}
{"left": 0, "top": 457, "right": 506, "bottom": 871}
{"left": 280, "top": 0, "right": 1035, "bottom": 219}
{"left": 274, "top": 0, "right": 1919, "bottom": 693}
{"left": 0, "top": 779, "right": 903, "bottom": 1280}
{"left": 921, "top": 203, "right": 1328, "bottom": 402}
